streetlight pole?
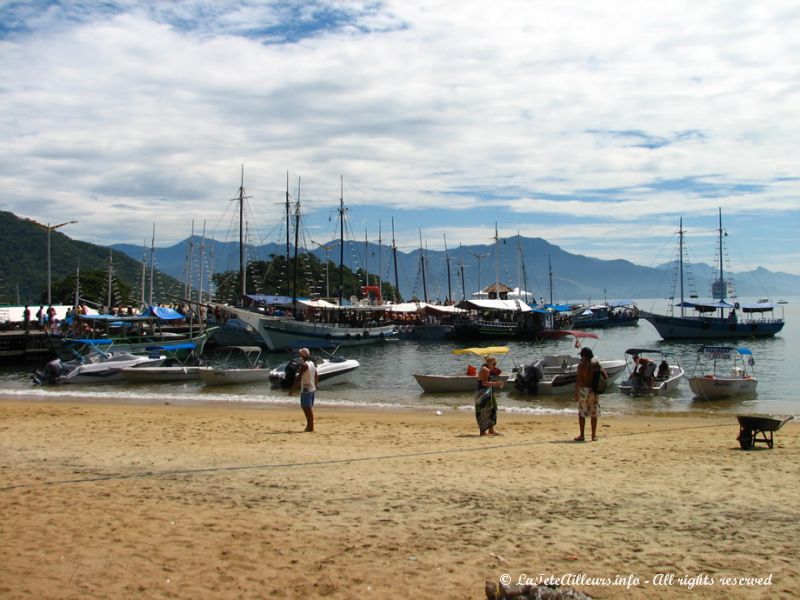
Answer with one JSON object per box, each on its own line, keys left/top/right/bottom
{"left": 46, "top": 220, "right": 78, "bottom": 305}
{"left": 468, "top": 250, "right": 490, "bottom": 296}
{"left": 312, "top": 240, "right": 339, "bottom": 299}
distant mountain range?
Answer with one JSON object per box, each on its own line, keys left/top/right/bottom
{"left": 2, "top": 209, "right": 795, "bottom": 306}
{"left": 111, "top": 234, "right": 800, "bottom": 303}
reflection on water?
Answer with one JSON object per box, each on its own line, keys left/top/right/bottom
{"left": 1, "top": 298, "right": 798, "bottom": 417}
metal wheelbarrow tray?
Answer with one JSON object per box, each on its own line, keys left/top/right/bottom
{"left": 736, "top": 415, "right": 794, "bottom": 449}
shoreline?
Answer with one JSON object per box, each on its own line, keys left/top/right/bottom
{"left": 2, "top": 387, "right": 792, "bottom": 421}
{"left": 2, "top": 397, "right": 798, "bottom": 599}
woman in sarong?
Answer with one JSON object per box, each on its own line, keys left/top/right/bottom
{"left": 475, "top": 355, "right": 504, "bottom": 435}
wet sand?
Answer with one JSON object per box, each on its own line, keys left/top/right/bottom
{"left": 1, "top": 397, "right": 798, "bottom": 599}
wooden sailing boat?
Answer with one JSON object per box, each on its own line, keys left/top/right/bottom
{"left": 224, "top": 176, "right": 396, "bottom": 350}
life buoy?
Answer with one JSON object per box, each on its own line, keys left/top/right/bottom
{"left": 380, "top": 332, "right": 385, "bottom": 339}
{"left": 355, "top": 333, "right": 362, "bottom": 340}
{"left": 345, "top": 333, "right": 351, "bottom": 340}
{"left": 363, "top": 331, "right": 370, "bottom": 338}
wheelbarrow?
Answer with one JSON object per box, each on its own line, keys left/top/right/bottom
{"left": 736, "top": 415, "right": 794, "bottom": 449}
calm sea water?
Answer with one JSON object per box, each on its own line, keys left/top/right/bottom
{"left": 1, "top": 298, "right": 797, "bottom": 418}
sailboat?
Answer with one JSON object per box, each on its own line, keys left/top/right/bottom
{"left": 640, "top": 210, "right": 784, "bottom": 339}
{"left": 222, "top": 176, "right": 396, "bottom": 350}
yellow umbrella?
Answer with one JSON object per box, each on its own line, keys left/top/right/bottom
{"left": 451, "top": 346, "right": 510, "bottom": 357}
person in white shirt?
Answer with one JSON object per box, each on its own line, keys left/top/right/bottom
{"left": 289, "top": 347, "right": 319, "bottom": 432}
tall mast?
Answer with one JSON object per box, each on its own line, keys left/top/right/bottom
{"left": 139, "top": 240, "right": 146, "bottom": 309}
{"left": 338, "top": 176, "right": 345, "bottom": 306}
{"left": 391, "top": 217, "right": 400, "bottom": 303}
{"left": 106, "top": 248, "right": 113, "bottom": 310}
{"left": 459, "top": 244, "right": 466, "bottom": 301}
{"left": 494, "top": 223, "right": 500, "bottom": 299}
{"left": 548, "top": 255, "right": 553, "bottom": 305}
{"left": 238, "top": 165, "right": 250, "bottom": 302}
{"left": 364, "top": 227, "right": 369, "bottom": 288}
{"left": 419, "top": 229, "right": 428, "bottom": 303}
{"left": 292, "top": 177, "right": 301, "bottom": 313}
{"left": 377, "top": 221, "right": 383, "bottom": 303}
{"left": 185, "top": 220, "right": 195, "bottom": 301}
{"left": 443, "top": 233, "right": 452, "bottom": 304}
{"left": 74, "top": 262, "right": 80, "bottom": 310}
{"left": 148, "top": 224, "right": 155, "bottom": 306}
{"left": 197, "top": 221, "right": 207, "bottom": 306}
{"left": 679, "top": 217, "right": 685, "bottom": 318}
{"left": 285, "top": 171, "right": 291, "bottom": 296}
{"left": 717, "top": 207, "right": 725, "bottom": 317}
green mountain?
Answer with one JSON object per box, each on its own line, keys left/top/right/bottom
{"left": 0, "top": 211, "right": 182, "bottom": 306}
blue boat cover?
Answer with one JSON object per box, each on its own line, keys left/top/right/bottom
{"left": 140, "top": 306, "right": 185, "bottom": 320}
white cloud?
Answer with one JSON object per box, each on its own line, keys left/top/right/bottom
{"left": 0, "top": 0, "right": 798, "bottom": 275}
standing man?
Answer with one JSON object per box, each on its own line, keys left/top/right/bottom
{"left": 574, "top": 347, "right": 606, "bottom": 442}
{"left": 22, "top": 305, "right": 31, "bottom": 332}
{"left": 289, "top": 347, "right": 318, "bottom": 432}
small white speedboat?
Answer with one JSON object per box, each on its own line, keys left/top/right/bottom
{"left": 511, "top": 331, "right": 625, "bottom": 396}
{"left": 513, "top": 354, "right": 626, "bottom": 395}
{"left": 121, "top": 342, "right": 203, "bottom": 383}
{"left": 688, "top": 346, "right": 758, "bottom": 400}
{"left": 618, "top": 348, "right": 685, "bottom": 396}
{"left": 33, "top": 340, "right": 166, "bottom": 385}
{"left": 198, "top": 346, "right": 271, "bottom": 386}
{"left": 269, "top": 347, "right": 360, "bottom": 389}
{"left": 413, "top": 346, "right": 511, "bottom": 393}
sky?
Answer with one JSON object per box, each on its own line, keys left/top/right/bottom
{"left": 1, "top": 0, "right": 799, "bottom": 275}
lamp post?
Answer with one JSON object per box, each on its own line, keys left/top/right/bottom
{"left": 46, "top": 220, "right": 78, "bottom": 305}
{"left": 312, "top": 240, "right": 340, "bottom": 299}
{"left": 468, "top": 250, "right": 490, "bottom": 296}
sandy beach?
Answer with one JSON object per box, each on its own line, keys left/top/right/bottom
{"left": 1, "top": 397, "right": 798, "bottom": 599}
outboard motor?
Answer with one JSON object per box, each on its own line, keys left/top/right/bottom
{"left": 514, "top": 360, "right": 544, "bottom": 395}
{"left": 32, "top": 358, "right": 66, "bottom": 385}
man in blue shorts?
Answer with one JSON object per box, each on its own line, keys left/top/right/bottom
{"left": 289, "top": 347, "right": 319, "bottom": 432}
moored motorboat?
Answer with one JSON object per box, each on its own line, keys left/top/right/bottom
{"left": 688, "top": 346, "right": 758, "bottom": 400}
{"left": 512, "top": 331, "right": 625, "bottom": 396}
{"left": 269, "top": 348, "right": 360, "bottom": 389}
{"left": 121, "top": 343, "right": 203, "bottom": 383}
{"left": 32, "top": 340, "right": 166, "bottom": 384}
{"left": 413, "top": 346, "right": 512, "bottom": 393}
{"left": 618, "top": 348, "right": 684, "bottom": 396}
{"left": 198, "top": 346, "right": 271, "bottom": 386}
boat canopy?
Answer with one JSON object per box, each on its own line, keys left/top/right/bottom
{"left": 607, "top": 300, "right": 636, "bottom": 307}
{"left": 675, "top": 300, "right": 735, "bottom": 311}
{"left": 624, "top": 348, "right": 667, "bottom": 356}
{"left": 144, "top": 342, "right": 196, "bottom": 352}
{"left": 533, "top": 303, "right": 574, "bottom": 313}
{"left": 739, "top": 302, "right": 776, "bottom": 312}
{"left": 456, "top": 299, "right": 532, "bottom": 312}
{"left": 384, "top": 302, "right": 465, "bottom": 315}
{"left": 698, "top": 346, "right": 753, "bottom": 359}
{"left": 140, "top": 305, "right": 185, "bottom": 320}
{"left": 216, "top": 345, "right": 263, "bottom": 353}
{"left": 63, "top": 338, "right": 114, "bottom": 346}
{"left": 452, "top": 346, "right": 510, "bottom": 357}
